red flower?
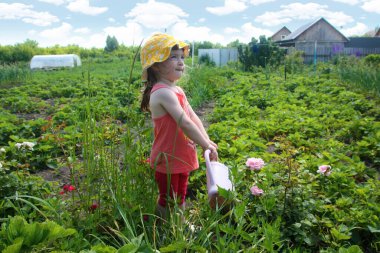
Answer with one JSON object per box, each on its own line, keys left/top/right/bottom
{"left": 89, "top": 203, "right": 99, "bottom": 212}
{"left": 67, "top": 185, "right": 75, "bottom": 191}
{"left": 61, "top": 184, "right": 76, "bottom": 194}
{"left": 143, "top": 215, "right": 149, "bottom": 221}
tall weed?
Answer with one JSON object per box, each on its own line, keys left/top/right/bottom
{"left": 336, "top": 55, "right": 380, "bottom": 95}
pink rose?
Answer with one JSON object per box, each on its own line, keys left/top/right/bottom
{"left": 246, "top": 158, "right": 265, "bottom": 171}
{"left": 250, "top": 185, "right": 264, "bottom": 196}
{"left": 317, "top": 165, "right": 332, "bottom": 176}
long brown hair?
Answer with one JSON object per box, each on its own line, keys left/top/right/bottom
{"left": 140, "top": 67, "right": 158, "bottom": 112}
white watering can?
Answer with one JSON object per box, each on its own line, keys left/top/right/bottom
{"left": 204, "top": 149, "right": 234, "bottom": 209}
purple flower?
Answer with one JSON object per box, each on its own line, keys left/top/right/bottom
{"left": 332, "top": 44, "right": 343, "bottom": 55}
{"left": 246, "top": 158, "right": 265, "bottom": 171}
{"left": 354, "top": 50, "right": 362, "bottom": 58}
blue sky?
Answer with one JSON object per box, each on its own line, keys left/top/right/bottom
{"left": 0, "top": 0, "right": 379, "bottom": 48}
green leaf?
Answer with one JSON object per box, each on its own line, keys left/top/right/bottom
{"left": 331, "top": 228, "right": 351, "bottom": 241}
{"left": 2, "top": 237, "right": 23, "bottom": 253}
{"left": 160, "top": 241, "right": 188, "bottom": 252}
{"left": 22, "top": 222, "right": 49, "bottom": 246}
{"left": 6, "top": 216, "right": 26, "bottom": 242}
{"left": 117, "top": 244, "right": 139, "bottom": 253}
{"left": 368, "top": 225, "right": 380, "bottom": 233}
{"left": 91, "top": 244, "right": 117, "bottom": 253}
{"left": 338, "top": 245, "right": 363, "bottom": 253}
{"left": 233, "top": 202, "right": 246, "bottom": 220}
{"left": 130, "top": 233, "right": 143, "bottom": 246}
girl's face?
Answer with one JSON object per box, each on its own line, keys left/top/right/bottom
{"left": 155, "top": 49, "right": 185, "bottom": 83}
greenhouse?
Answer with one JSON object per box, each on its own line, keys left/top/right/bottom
{"left": 30, "top": 54, "right": 82, "bottom": 70}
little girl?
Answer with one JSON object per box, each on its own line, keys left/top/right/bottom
{"left": 140, "top": 33, "right": 218, "bottom": 218}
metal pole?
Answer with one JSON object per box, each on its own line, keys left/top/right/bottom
{"left": 192, "top": 41, "right": 194, "bottom": 67}
{"left": 314, "top": 40, "right": 317, "bottom": 72}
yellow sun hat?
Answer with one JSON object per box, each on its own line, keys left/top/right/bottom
{"left": 140, "top": 33, "right": 189, "bottom": 81}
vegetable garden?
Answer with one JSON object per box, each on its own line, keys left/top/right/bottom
{"left": 0, "top": 54, "right": 379, "bottom": 252}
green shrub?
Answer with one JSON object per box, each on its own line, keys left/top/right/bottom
{"left": 0, "top": 216, "right": 78, "bottom": 252}
{"left": 198, "top": 54, "right": 216, "bottom": 66}
{"left": 364, "top": 54, "right": 380, "bottom": 67}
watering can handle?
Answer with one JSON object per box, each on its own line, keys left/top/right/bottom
{"left": 204, "top": 149, "right": 212, "bottom": 169}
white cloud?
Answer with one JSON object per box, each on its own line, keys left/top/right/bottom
{"left": 332, "top": 0, "right": 359, "bottom": 5}
{"left": 66, "top": 0, "right": 108, "bottom": 16}
{"left": 104, "top": 22, "right": 144, "bottom": 46}
{"left": 238, "top": 22, "right": 273, "bottom": 42}
{"left": 255, "top": 3, "right": 353, "bottom": 27}
{"left": 249, "top": 0, "right": 275, "bottom": 5}
{"left": 125, "top": 0, "right": 188, "bottom": 29}
{"left": 74, "top": 27, "right": 91, "bottom": 34}
{"left": 28, "top": 30, "right": 38, "bottom": 36}
{"left": 170, "top": 21, "right": 225, "bottom": 44}
{"left": 361, "top": 0, "right": 380, "bottom": 14}
{"left": 225, "top": 27, "right": 240, "bottom": 34}
{"left": 38, "top": 0, "right": 66, "bottom": 5}
{"left": 341, "top": 22, "right": 368, "bottom": 36}
{"left": 108, "top": 18, "right": 116, "bottom": 23}
{"left": 198, "top": 18, "right": 206, "bottom": 23}
{"left": 39, "top": 22, "right": 73, "bottom": 38}
{"left": 0, "top": 3, "right": 59, "bottom": 26}
{"left": 170, "top": 21, "right": 273, "bottom": 45}
{"left": 206, "top": 0, "right": 248, "bottom": 15}
{"left": 38, "top": 22, "right": 106, "bottom": 47}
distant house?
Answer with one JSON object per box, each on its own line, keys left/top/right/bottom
{"left": 375, "top": 27, "right": 380, "bottom": 37}
{"left": 275, "top": 17, "right": 349, "bottom": 63}
{"left": 270, "top": 26, "right": 291, "bottom": 42}
{"left": 275, "top": 17, "right": 380, "bottom": 62}
{"left": 344, "top": 37, "right": 380, "bottom": 56}
{"left": 364, "top": 27, "right": 380, "bottom": 37}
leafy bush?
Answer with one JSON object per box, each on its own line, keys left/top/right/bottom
{"left": 285, "top": 50, "right": 304, "bottom": 74}
{"left": 0, "top": 216, "right": 78, "bottom": 252}
{"left": 198, "top": 54, "right": 216, "bottom": 66}
{"left": 364, "top": 54, "right": 380, "bottom": 67}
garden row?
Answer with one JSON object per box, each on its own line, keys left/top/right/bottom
{"left": 198, "top": 70, "right": 380, "bottom": 251}
{"left": 0, "top": 61, "right": 379, "bottom": 252}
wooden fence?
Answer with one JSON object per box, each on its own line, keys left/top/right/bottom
{"left": 289, "top": 46, "right": 380, "bottom": 63}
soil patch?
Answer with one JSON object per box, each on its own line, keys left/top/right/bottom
{"left": 34, "top": 166, "right": 71, "bottom": 185}
{"left": 195, "top": 101, "right": 215, "bottom": 129}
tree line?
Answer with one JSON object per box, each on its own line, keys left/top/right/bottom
{"left": 0, "top": 35, "right": 286, "bottom": 70}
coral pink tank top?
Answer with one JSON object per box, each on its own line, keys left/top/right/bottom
{"left": 150, "top": 84, "right": 199, "bottom": 174}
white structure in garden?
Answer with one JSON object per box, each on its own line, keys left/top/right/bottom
{"left": 30, "top": 54, "right": 82, "bottom": 70}
{"left": 198, "top": 48, "right": 238, "bottom": 67}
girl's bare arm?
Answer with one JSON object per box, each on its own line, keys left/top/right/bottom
{"left": 152, "top": 88, "right": 216, "bottom": 153}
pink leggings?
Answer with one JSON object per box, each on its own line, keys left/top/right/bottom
{"left": 155, "top": 171, "right": 189, "bottom": 207}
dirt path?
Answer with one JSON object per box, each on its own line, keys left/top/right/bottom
{"left": 195, "top": 101, "right": 215, "bottom": 129}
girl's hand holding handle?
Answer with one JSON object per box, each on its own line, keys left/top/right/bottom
{"left": 203, "top": 143, "right": 218, "bottom": 161}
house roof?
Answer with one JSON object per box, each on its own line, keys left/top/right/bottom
{"left": 345, "top": 37, "right": 380, "bottom": 48}
{"left": 281, "top": 17, "right": 349, "bottom": 42}
{"left": 270, "top": 26, "right": 291, "bottom": 39}
{"left": 375, "top": 27, "right": 380, "bottom": 37}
